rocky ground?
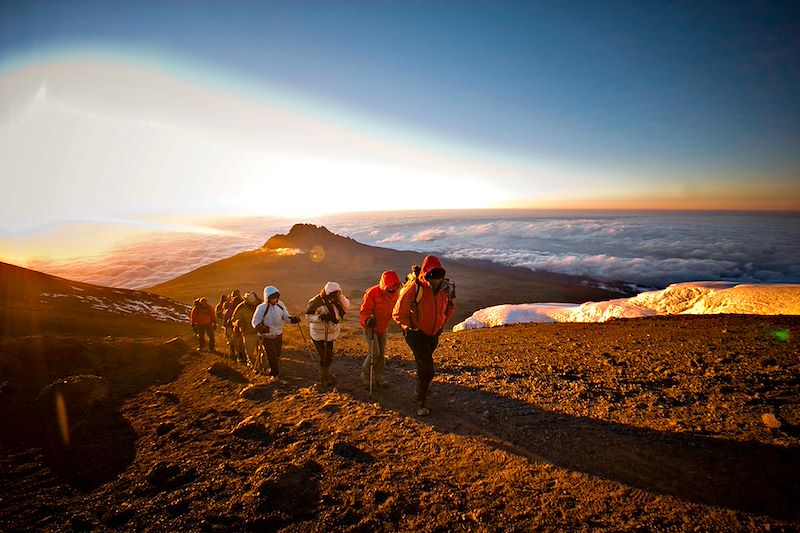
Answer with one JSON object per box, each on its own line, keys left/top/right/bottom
{"left": 1, "top": 314, "right": 799, "bottom": 531}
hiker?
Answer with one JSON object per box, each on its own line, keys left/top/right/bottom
{"left": 224, "top": 290, "right": 244, "bottom": 361}
{"left": 393, "top": 255, "right": 455, "bottom": 416}
{"left": 251, "top": 285, "right": 301, "bottom": 376}
{"left": 231, "top": 291, "right": 261, "bottom": 368}
{"left": 359, "top": 270, "right": 402, "bottom": 389}
{"left": 214, "top": 294, "right": 228, "bottom": 324}
{"left": 190, "top": 297, "right": 217, "bottom": 353}
{"left": 306, "top": 281, "right": 350, "bottom": 386}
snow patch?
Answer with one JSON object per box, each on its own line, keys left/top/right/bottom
{"left": 39, "top": 291, "right": 189, "bottom": 322}
{"left": 453, "top": 282, "right": 800, "bottom": 331}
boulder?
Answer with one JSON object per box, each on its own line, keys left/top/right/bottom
{"left": 36, "top": 375, "right": 109, "bottom": 421}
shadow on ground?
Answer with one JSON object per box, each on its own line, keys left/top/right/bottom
{"left": 316, "top": 351, "right": 800, "bottom": 522}
{"left": 1, "top": 336, "right": 189, "bottom": 490}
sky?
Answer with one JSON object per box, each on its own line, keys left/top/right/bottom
{"left": 1, "top": 1, "right": 799, "bottom": 263}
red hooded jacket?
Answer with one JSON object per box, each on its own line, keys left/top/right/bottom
{"left": 359, "top": 270, "right": 402, "bottom": 333}
{"left": 393, "top": 255, "right": 455, "bottom": 336}
{"left": 190, "top": 302, "right": 215, "bottom": 327}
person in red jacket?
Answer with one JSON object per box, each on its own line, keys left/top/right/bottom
{"left": 359, "top": 270, "right": 402, "bottom": 390}
{"left": 393, "top": 255, "right": 455, "bottom": 416}
{"left": 190, "top": 297, "right": 217, "bottom": 353}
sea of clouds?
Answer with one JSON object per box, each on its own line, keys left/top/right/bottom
{"left": 25, "top": 217, "right": 291, "bottom": 290}
{"left": 329, "top": 211, "right": 800, "bottom": 289}
{"left": 24, "top": 210, "right": 800, "bottom": 291}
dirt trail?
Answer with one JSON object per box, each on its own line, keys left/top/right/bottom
{"left": 1, "top": 315, "right": 799, "bottom": 531}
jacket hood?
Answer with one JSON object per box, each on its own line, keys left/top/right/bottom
{"left": 263, "top": 285, "right": 280, "bottom": 301}
{"left": 420, "top": 255, "right": 445, "bottom": 282}
{"left": 323, "top": 281, "right": 341, "bottom": 295}
{"left": 379, "top": 270, "right": 402, "bottom": 290}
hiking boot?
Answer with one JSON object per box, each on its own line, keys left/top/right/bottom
{"left": 415, "top": 401, "right": 430, "bottom": 416}
{"left": 320, "top": 367, "right": 337, "bottom": 386}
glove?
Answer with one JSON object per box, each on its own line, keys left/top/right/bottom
{"left": 319, "top": 313, "right": 332, "bottom": 322}
{"left": 365, "top": 316, "right": 377, "bottom": 328}
{"left": 290, "top": 315, "right": 301, "bottom": 324}
{"left": 331, "top": 317, "right": 340, "bottom": 324}
{"left": 255, "top": 324, "right": 270, "bottom": 335}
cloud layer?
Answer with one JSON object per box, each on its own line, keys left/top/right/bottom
{"left": 331, "top": 211, "right": 800, "bottom": 288}
{"left": 22, "top": 211, "right": 800, "bottom": 291}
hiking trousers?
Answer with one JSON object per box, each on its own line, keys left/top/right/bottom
{"left": 312, "top": 340, "right": 334, "bottom": 369}
{"left": 243, "top": 333, "right": 259, "bottom": 367}
{"left": 197, "top": 325, "right": 215, "bottom": 351}
{"left": 404, "top": 329, "right": 440, "bottom": 404}
{"left": 261, "top": 334, "right": 283, "bottom": 376}
{"left": 362, "top": 328, "right": 387, "bottom": 386}
{"left": 225, "top": 326, "right": 235, "bottom": 354}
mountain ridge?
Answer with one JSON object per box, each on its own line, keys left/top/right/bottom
{"left": 149, "top": 223, "right": 631, "bottom": 326}
{"left": 0, "top": 261, "right": 189, "bottom": 338}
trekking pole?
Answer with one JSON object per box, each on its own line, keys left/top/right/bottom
{"left": 369, "top": 327, "right": 374, "bottom": 399}
{"left": 296, "top": 322, "right": 318, "bottom": 364}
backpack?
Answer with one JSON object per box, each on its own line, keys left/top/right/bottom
{"left": 403, "top": 269, "right": 425, "bottom": 330}
{"left": 406, "top": 265, "right": 456, "bottom": 299}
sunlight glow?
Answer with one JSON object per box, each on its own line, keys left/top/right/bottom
{"left": 0, "top": 55, "right": 525, "bottom": 233}
{"left": 2, "top": 51, "right": 797, "bottom": 268}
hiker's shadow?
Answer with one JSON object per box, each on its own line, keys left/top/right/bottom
{"left": 339, "top": 355, "right": 800, "bottom": 522}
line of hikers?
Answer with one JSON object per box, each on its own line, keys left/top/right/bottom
{"left": 189, "top": 254, "right": 456, "bottom": 416}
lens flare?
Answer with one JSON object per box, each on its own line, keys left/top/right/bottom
{"left": 770, "top": 329, "right": 790, "bottom": 342}
{"left": 310, "top": 245, "right": 326, "bottom": 263}
{"left": 55, "top": 391, "right": 70, "bottom": 447}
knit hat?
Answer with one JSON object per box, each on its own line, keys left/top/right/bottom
{"left": 323, "top": 281, "right": 341, "bottom": 295}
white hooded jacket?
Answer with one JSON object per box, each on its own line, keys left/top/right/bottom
{"left": 251, "top": 286, "right": 291, "bottom": 338}
{"left": 305, "top": 281, "right": 350, "bottom": 342}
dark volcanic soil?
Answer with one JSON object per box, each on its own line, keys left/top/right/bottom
{"left": 1, "top": 314, "right": 799, "bottom": 531}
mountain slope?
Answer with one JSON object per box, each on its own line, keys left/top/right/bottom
{"left": 148, "top": 224, "right": 630, "bottom": 326}
{"left": 1, "top": 258, "right": 798, "bottom": 530}
{"left": 0, "top": 261, "right": 189, "bottom": 338}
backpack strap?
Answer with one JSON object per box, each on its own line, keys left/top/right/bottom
{"left": 409, "top": 279, "right": 423, "bottom": 330}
